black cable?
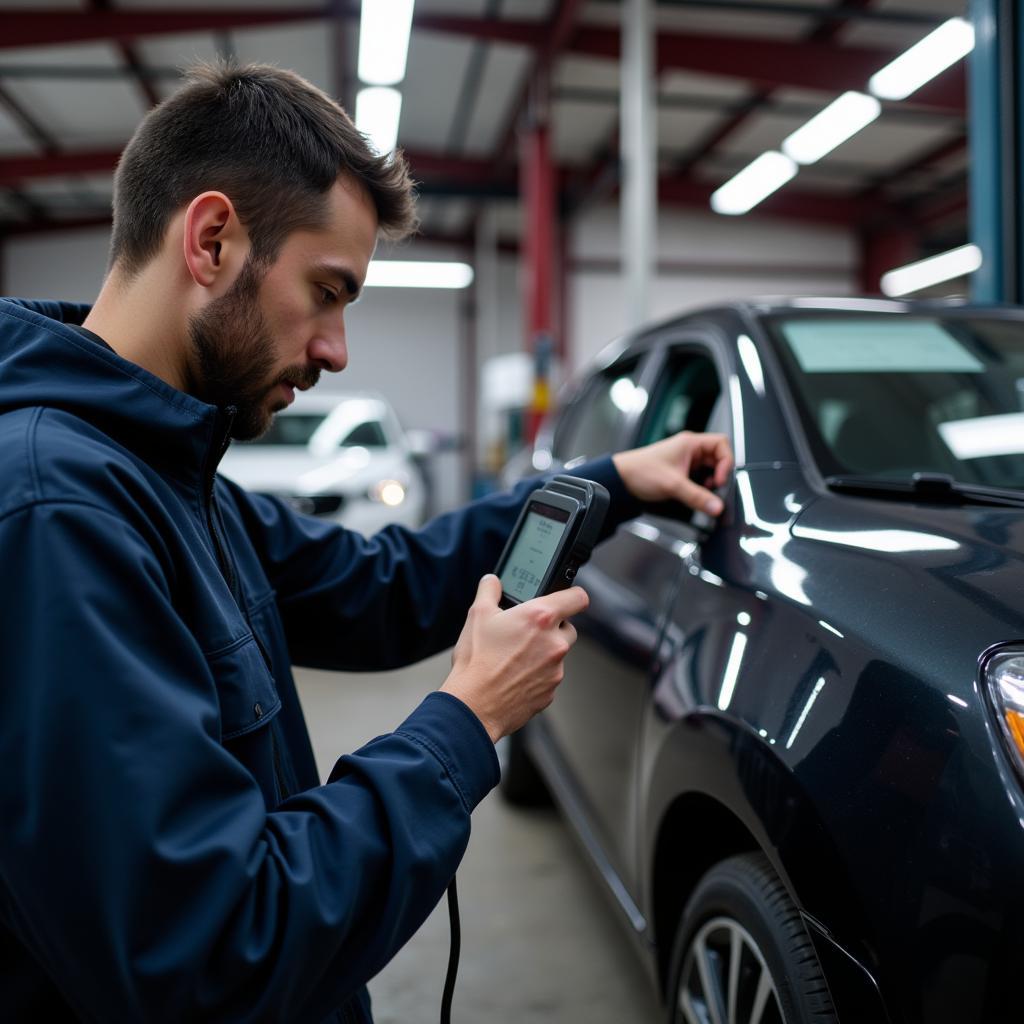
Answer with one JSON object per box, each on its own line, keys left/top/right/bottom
{"left": 440, "top": 876, "right": 460, "bottom": 1024}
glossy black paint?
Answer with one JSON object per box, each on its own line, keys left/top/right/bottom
{"left": 520, "top": 299, "right": 1024, "bottom": 1024}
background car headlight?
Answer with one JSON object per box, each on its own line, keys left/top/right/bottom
{"left": 368, "top": 479, "right": 406, "bottom": 506}
{"left": 984, "top": 648, "right": 1024, "bottom": 773}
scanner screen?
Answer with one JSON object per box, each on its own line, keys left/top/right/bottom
{"left": 500, "top": 502, "right": 570, "bottom": 602}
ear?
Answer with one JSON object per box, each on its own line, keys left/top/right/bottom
{"left": 182, "top": 192, "right": 249, "bottom": 291}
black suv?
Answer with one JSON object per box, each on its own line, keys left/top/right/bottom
{"left": 502, "top": 299, "right": 1024, "bottom": 1024}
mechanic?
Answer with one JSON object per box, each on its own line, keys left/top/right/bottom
{"left": 0, "top": 63, "right": 733, "bottom": 1023}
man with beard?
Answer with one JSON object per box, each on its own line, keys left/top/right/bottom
{"left": 0, "top": 63, "right": 732, "bottom": 1023}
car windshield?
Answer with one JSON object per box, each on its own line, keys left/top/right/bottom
{"left": 246, "top": 414, "right": 326, "bottom": 446}
{"left": 764, "top": 313, "right": 1024, "bottom": 490}
{"left": 243, "top": 409, "right": 390, "bottom": 450}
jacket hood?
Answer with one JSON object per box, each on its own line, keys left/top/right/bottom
{"left": 0, "top": 298, "right": 230, "bottom": 489}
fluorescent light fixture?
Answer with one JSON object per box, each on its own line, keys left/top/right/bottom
{"left": 355, "top": 86, "right": 402, "bottom": 155}
{"left": 869, "top": 17, "right": 975, "bottom": 101}
{"left": 364, "top": 261, "right": 474, "bottom": 289}
{"left": 358, "top": 0, "right": 415, "bottom": 86}
{"left": 710, "top": 151, "right": 798, "bottom": 216}
{"left": 782, "top": 91, "right": 881, "bottom": 165}
{"left": 880, "top": 243, "right": 983, "bottom": 297}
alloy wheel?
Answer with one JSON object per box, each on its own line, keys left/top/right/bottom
{"left": 677, "top": 915, "right": 784, "bottom": 1024}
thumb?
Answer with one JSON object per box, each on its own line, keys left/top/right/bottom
{"left": 674, "top": 472, "right": 724, "bottom": 516}
{"left": 474, "top": 573, "right": 503, "bottom": 609}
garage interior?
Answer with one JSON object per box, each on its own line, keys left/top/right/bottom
{"left": 0, "top": 1, "right": 1011, "bottom": 1021}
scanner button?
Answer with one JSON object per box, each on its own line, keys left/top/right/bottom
{"left": 564, "top": 565, "right": 577, "bottom": 582}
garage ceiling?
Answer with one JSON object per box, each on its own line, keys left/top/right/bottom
{"left": 0, "top": 0, "right": 968, "bottom": 252}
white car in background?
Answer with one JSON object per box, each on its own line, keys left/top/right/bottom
{"left": 219, "top": 391, "right": 426, "bottom": 535}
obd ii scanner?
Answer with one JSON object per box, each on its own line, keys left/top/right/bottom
{"left": 439, "top": 475, "right": 609, "bottom": 1024}
{"left": 494, "top": 475, "right": 610, "bottom": 608}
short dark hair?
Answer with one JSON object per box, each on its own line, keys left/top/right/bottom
{"left": 110, "top": 62, "right": 417, "bottom": 276}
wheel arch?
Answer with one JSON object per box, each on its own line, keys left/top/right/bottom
{"left": 650, "top": 791, "right": 758, "bottom": 991}
{"left": 645, "top": 715, "right": 891, "bottom": 1019}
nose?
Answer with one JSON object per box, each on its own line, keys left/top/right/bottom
{"left": 308, "top": 326, "right": 348, "bottom": 373}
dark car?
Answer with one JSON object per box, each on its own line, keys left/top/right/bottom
{"left": 501, "top": 298, "right": 1024, "bottom": 1024}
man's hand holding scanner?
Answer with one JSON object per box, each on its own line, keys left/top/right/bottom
{"left": 441, "top": 576, "right": 589, "bottom": 743}
{"left": 612, "top": 430, "right": 733, "bottom": 516}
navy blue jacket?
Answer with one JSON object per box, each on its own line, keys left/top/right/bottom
{"left": 0, "top": 298, "right": 642, "bottom": 1023}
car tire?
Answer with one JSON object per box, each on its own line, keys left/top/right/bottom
{"left": 666, "top": 852, "right": 837, "bottom": 1024}
{"left": 497, "top": 727, "right": 552, "bottom": 806}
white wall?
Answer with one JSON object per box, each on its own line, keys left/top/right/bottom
{"left": 566, "top": 205, "right": 857, "bottom": 369}
{"left": 4, "top": 227, "right": 112, "bottom": 303}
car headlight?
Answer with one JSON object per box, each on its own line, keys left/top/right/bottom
{"left": 984, "top": 647, "right": 1024, "bottom": 775}
{"left": 367, "top": 479, "right": 406, "bottom": 506}
{"left": 285, "top": 493, "right": 345, "bottom": 516}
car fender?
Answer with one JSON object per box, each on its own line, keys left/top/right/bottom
{"left": 640, "top": 707, "right": 890, "bottom": 1020}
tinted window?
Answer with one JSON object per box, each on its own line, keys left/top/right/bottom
{"left": 765, "top": 314, "right": 1024, "bottom": 487}
{"left": 245, "top": 414, "right": 325, "bottom": 446}
{"left": 640, "top": 350, "right": 722, "bottom": 446}
{"left": 341, "top": 421, "right": 388, "bottom": 447}
{"left": 553, "top": 360, "right": 642, "bottom": 462}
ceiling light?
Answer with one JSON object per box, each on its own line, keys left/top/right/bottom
{"left": 358, "top": 0, "right": 415, "bottom": 86}
{"left": 364, "top": 261, "right": 474, "bottom": 289}
{"left": 710, "top": 152, "right": 798, "bottom": 216}
{"left": 869, "top": 18, "right": 975, "bottom": 101}
{"left": 355, "top": 86, "right": 402, "bottom": 155}
{"left": 781, "top": 91, "right": 881, "bottom": 165}
{"left": 880, "top": 244, "right": 983, "bottom": 297}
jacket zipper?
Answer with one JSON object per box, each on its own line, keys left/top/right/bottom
{"left": 203, "top": 407, "right": 237, "bottom": 596}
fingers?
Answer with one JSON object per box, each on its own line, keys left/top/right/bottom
{"left": 675, "top": 473, "right": 724, "bottom": 516}
{"left": 690, "top": 432, "right": 734, "bottom": 486}
{"left": 533, "top": 585, "right": 589, "bottom": 622}
{"left": 559, "top": 620, "right": 579, "bottom": 646}
{"left": 474, "top": 573, "right": 503, "bottom": 608}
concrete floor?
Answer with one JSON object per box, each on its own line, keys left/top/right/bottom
{"left": 295, "top": 652, "right": 663, "bottom": 1024}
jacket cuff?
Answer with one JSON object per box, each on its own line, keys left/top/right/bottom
{"left": 571, "top": 455, "right": 645, "bottom": 541}
{"left": 395, "top": 691, "right": 500, "bottom": 813}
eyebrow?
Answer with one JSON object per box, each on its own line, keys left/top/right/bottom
{"left": 313, "top": 263, "right": 362, "bottom": 303}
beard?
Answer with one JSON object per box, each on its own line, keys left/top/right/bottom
{"left": 186, "top": 258, "right": 320, "bottom": 440}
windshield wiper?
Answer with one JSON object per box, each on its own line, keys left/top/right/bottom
{"left": 825, "top": 472, "right": 1024, "bottom": 508}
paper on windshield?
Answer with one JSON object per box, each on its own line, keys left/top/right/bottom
{"left": 781, "top": 320, "right": 985, "bottom": 374}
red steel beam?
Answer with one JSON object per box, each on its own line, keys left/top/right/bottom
{"left": 573, "top": 26, "right": 964, "bottom": 115}
{"left": 658, "top": 176, "right": 878, "bottom": 226}
{"left": 0, "top": 6, "right": 544, "bottom": 50}
{"left": 0, "top": 147, "right": 503, "bottom": 188}
{"left": 0, "top": 9, "right": 963, "bottom": 116}
{"left": 0, "top": 147, "right": 884, "bottom": 229}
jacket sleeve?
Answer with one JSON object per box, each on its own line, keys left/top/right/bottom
{"left": 0, "top": 499, "right": 498, "bottom": 1023}
{"left": 225, "top": 455, "right": 645, "bottom": 672}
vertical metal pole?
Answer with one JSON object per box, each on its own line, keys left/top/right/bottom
{"left": 970, "top": 0, "right": 1022, "bottom": 302}
{"left": 621, "top": 0, "right": 656, "bottom": 328}
{"left": 474, "top": 208, "right": 499, "bottom": 474}
{"left": 520, "top": 79, "right": 555, "bottom": 444}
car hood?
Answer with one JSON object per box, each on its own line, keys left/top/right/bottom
{"left": 790, "top": 493, "right": 1024, "bottom": 638}
{"left": 217, "top": 445, "right": 410, "bottom": 495}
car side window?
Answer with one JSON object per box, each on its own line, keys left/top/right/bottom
{"left": 553, "top": 359, "right": 642, "bottom": 463}
{"left": 639, "top": 349, "right": 724, "bottom": 446}
{"left": 341, "top": 421, "right": 387, "bottom": 447}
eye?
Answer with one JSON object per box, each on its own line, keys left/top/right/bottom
{"left": 317, "top": 285, "right": 339, "bottom": 307}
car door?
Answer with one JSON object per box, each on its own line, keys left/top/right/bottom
{"left": 543, "top": 338, "right": 729, "bottom": 896}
